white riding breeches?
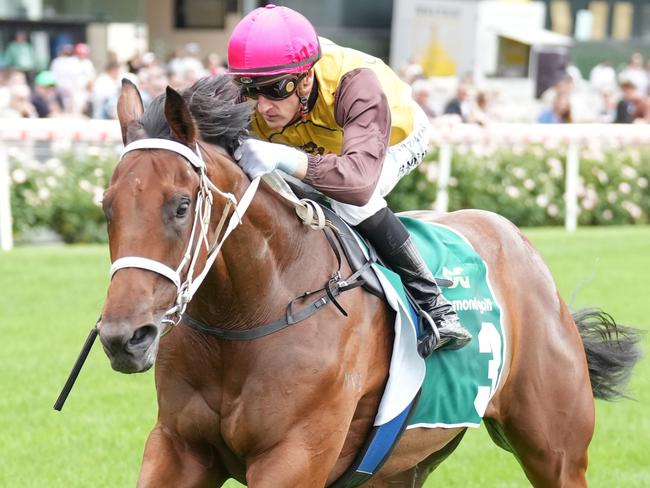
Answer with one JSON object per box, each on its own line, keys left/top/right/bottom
{"left": 330, "top": 105, "right": 431, "bottom": 225}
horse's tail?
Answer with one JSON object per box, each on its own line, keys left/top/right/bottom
{"left": 574, "top": 307, "right": 643, "bottom": 401}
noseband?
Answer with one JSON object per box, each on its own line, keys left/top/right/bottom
{"left": 110, "top": 138, "right": 262, "bottom": 327}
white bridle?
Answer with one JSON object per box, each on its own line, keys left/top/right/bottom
{"left": 110, "top": 138, "right": 262, "bottom": 325}
{"left": 109, "top": 138, "right": 328, "bottom": 329}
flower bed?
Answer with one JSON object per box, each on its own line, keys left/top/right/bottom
{"left": 10, "top": 145, "right": 118, "bottom": 243}
{"left": 389, "top": 144, "right": 650, "bottom": 227}
{"left": 8, "top": 142, "right": 650, "bottom": 244}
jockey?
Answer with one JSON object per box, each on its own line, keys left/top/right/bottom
{"left": 227, "top": 5, "right": 471, "bottom": 356}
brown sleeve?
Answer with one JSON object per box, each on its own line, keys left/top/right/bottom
{"left": 303, "top": 68, "right": 391, "bottom": 206}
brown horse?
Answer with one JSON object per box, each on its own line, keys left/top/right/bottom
{"left": 98, "top": 76, "right": 640, "bottom": 487}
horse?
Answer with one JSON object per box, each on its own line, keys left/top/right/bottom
{"left": 98, "top": 75, "right": 641, "bottom": 487}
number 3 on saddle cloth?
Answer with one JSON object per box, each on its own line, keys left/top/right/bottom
{"left": 286, "top": 179, "right": 506, "bottom": 488}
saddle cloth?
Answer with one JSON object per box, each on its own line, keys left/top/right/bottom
{"left": 329, "top": 215, "right": 506, "bottom": 487}
{"left": 279, "top": 177, "right": 505, "bottom": 485}
{"left": 281, "top": 176, "right": 506, "bottom": 426}
{"left": 320, "top": 212, "right": 506, "bottom": 428}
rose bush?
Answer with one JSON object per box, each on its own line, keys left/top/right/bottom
{"left": 8, "top": 142, "right": 650, "bottom": 244}
{"left": 10, "top": 145, "right": 117, "bottom": 243}
{"left": 389, "top": 143, "right": 650, "bottom": 227}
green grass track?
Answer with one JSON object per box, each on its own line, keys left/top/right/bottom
{"left": 0, "top": 226, "right": 648, "bottom": 487}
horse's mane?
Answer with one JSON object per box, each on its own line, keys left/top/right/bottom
{"left": 140, "top": 75, "right": 250, "bottom": 151}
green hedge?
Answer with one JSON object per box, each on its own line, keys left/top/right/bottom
{"left": 10, "top": 147, "right": 117, "bottom": 243}
{"left": 388, "top": 144, "right": 650, "bottom": 227}
{"left": 8, "top": 143, "right": 650, "bottom": 244}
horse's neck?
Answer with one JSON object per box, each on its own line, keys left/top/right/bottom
{"left": 189, "top": 161, "right": 329, "bottom": 329}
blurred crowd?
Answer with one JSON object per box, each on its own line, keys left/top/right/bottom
{"left": 0, "top": 31, "right": 226, "bottom": 120}
{"left": 402, "top": 52, "right": 650, "bottom": 125}
{"left": 3, "top": 28, "right": 650, "bottom": 126}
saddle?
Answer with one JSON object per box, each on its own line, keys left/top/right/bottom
{"left": 283, "top": 176, "right": 384, "bottom": 297}
{"left": 283, "top": 175, "right": 451, "bottom": 295}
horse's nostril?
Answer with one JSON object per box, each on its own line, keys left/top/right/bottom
{"left": 126, "top": 325, "right": 157, "bottom": 352}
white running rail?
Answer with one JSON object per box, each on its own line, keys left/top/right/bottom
{"left": 2, "top": 118, "right": 650, "bottom": 251}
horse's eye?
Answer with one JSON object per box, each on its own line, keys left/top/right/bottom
{"left": 176, "top": 200, "right": 190, "bottom": 218}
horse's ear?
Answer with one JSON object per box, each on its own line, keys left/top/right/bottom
{"left": 117, "top": 78, "right": 145, "bottom": 145}
{"left": 164, "top": 86, "right": 197, "bottom": 145}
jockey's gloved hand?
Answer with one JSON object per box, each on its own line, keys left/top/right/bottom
{"left": 235, "top": 138, "right": 303, "bottom": 179}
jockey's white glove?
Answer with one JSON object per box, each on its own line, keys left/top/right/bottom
{"left": 235, "top": 139, "right": 303, "bottom": 179}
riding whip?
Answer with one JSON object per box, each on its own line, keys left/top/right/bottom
{"left": 53, "top": 319, "right": 100, "bottom": 411}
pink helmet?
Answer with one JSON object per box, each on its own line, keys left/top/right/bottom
{"left": 227, "top": 5, "right": 320, "bottom": 77}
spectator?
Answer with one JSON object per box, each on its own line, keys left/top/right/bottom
{"left": 127, "top": 50, "right": 155, "bottom": 75}
{"left": 468, "top": 91, "right": 492, "bottom": 126}
{"left": 637, "top": 97, "right": 650, "bottom": 123}
{"left": 538, "top": 93, "right": 572, "bottom": 123}
{"left": 141, "top": 52, "right": 156, "bottom": 69}
{"left": 127, "top": 50, "right": 144, "bottom": 74}
{"left": 92, "top": 61, "right": 122, "bottom": 119}
{"left": 596, "top": 88, "right": 617, "bottom": 123}
{"left": 167, "top": 69, "right": 185, "bottom": 91}
{"left": 7, "top": 83, "right": 36, "bottom": 118}
{"left": 4, "top": 68, "right": 28, "bottom": 88}
{"left": 589, "top": 60, "right": 617, "bottom": 92}
{"left": 31, "top": 70, "right": 63, "bottom": 117}
{"left": 411, "top": 79, "right": 436, "bottom": 118}
{"left": 74, "top": 43, "right": 96, "bottom": 87}
{"left": 182, "top": 63, "right": 204, "bottom": 89}
{"left": 566, "top": 63, "right": 584, "bottom": 85}
{"left": 166, "top": 48, "right": 184, "bottom": 77}
{"left": 50, "top": 44, "right": 79, "bottom": 113}
{"left": 619, "top": 53, "right": 648, "bottom": 96}
{"left": 541, "top": 74, "right": 575, "bottom": 108}
{"left": 443, "top": 84, "right": 471, "bottom": 121}
{"left": 205, "top": 53, "right": 227, "bottom": 76}
{"left": 3, "top": 31, "right": 37, "bottom": 82}
{"left": 0, "top": 70, "right": 14, "bottom": 116}
{"left": 138, "top": 64, "right": 168, "bottom": 107}
{"left": 168, "top": 43, "right": 206, "bottom": 85}
{"left": 73, "top": 43, "right": 96, "bottom": 116}
{"left": 399, "top": 56, "right": 423, "bottom": 84}
{"left": 614, "top": 80, "right": 643, "bottom": 123}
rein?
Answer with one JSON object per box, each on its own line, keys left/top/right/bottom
{"left": 54, "top": 137, "right": 330, "bottom": 410}
{"left": 183, "top": 227, "right": 370, "bottom": 340}
{"left": 112, "top": 139, "right": 331, "bottom": 329}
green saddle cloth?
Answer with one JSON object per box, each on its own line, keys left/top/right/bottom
{"left": 378, "top": 216, "right": 506, "bottom": 428}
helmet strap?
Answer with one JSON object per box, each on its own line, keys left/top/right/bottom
{"left": 298, "top": 94, "right": 309, "bottom": 119}
{"left": 297, "top": 70, "right": 313, "bottom": 120}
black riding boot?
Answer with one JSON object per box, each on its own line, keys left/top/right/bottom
{"left": 356, "top": 207, "right": 472, "bottom": 357}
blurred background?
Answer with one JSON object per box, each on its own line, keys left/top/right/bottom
{"left": 2, "top": 0, "right": 650, "bottom": 121}
{"left": 1, "top": 0, "right": 650, "bottom": 249}
{"left": 1, "top": 0, "right": 650, "bottom": 123}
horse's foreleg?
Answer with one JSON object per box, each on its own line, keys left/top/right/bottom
{"left": 137, "top": 423, "right": 227, "bottom": 488}
{"left": 245, "top": 431, "right": 344, "bottom": 488}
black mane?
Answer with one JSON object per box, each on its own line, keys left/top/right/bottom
{"left": 140, "top": 75, "right": 251, "bottom": 152}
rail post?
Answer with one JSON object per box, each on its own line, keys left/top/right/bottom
{"left": 0, "top": 145, "right": 13, "bottom": 251}
{"left": 434, "top": 143, "right": 452, "bottom": 213}
{"left": 565, "top": 142, "right": 580, "bottom": 232}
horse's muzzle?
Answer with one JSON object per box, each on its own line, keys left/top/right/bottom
{"left": 99, "top": 321, "right": 159, "bottom": 373}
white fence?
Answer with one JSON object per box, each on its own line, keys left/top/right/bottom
{"left": 0, "top": 118, "right": 121, "bottom": 251}
{"left": 2, "top": 119, "right": 650, "bottom": 251}
{"left": 428, "top": 121, "right": 650, "bottom": 232}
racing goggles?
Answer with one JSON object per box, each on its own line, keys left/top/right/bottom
{"left": 236, "top": 73, "right": 307, "bottom": 101}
